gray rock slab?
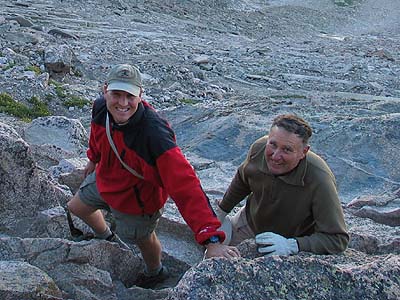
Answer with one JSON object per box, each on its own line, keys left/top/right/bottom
{"left": 23, "top": 116, "right": 88, "bottom": 154}
{"left": 158, "top": 200, "right": 204, "bottom": 266}
{"left": 0, "top": 260, "right": 62, "bottom": 300}
{"left": 345, "top": 210, "right": 400, "bottom": 255}
{"left": 167, "top": 251, "right": 400, "bottom": 300}
{"left": 1, "top": 0, "right": 400, "bottom": 298}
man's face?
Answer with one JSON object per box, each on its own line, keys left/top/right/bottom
{"left": 265, "top": 126, "right": 309, "bottom": 175}
{"left": 104, "top": 86, "right": 141, "bottom": 124}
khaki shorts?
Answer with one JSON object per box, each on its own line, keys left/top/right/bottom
{"left": 78, "top": 172, "right": 162, "bottom": 243}
{"left": 228, "top": 205, "right": 255, "bottom": 246}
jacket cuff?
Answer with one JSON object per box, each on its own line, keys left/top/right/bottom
{"left": 218, "top": 201, "right": 233, "bottom": 214}
{"left": 195, "top": 226, "right": 226, "bottom": 245}
{"left": 295, "top": 237, "right": 309, "bottom": 252}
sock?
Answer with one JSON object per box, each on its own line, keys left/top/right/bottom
{"left": 144, "top": 264, "right": 163, "bottom": 277}
{"left": 95, "top": 227, "right": 112, "bottom": 239}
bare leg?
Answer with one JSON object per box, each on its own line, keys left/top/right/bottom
{"left": 136, "top": 231, "right": 162, "bottom": 271}
{"left": 67, "top": 193, "right": 107, "bottom": 234}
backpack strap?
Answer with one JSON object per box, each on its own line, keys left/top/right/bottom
{"left": 105, "top": 113, "right": 144, "bottom": 180}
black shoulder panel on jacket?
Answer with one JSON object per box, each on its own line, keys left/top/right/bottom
{"left": 122, "top": 106, "right": 177, "bottom": 166}
{"left": 92, "top": 96, "right": 107, "bottom": 125}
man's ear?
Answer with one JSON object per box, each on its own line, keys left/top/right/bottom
{"left": 303, "top": 145, "right": 310, "bottom": 157}
{"left": 102, "top": 83, "right": 108, "bottom": 94}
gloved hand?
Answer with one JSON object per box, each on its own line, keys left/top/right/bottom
{"left": 214, "top": 199, "right": 228, "bottom": 222}
{"left": 255, "top": 232, "right": 299, "bottom": 256}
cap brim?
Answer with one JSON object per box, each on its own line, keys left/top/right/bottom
{"left": 108, "top": 82, "right": 140, "bottom": 97}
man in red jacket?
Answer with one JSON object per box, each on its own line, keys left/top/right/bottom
{"left": 67, "top": 63, "right": 240, "bottom": 289}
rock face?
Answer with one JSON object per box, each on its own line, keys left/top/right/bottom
{"left": 0, "top": 0, "right": 399, "bottom": 299}
{"left": 346, "top": 188, "right": 400, "bottom": 227}
{"left": 0, "top": 237, "right": 142, "bottom": 300}
{"left": 168, "top": 252, "right": 400, "bottom": 300}
{"left": 24, "top": 115, "right": 88, "bottom": 168}
{"left": 44, "top": 45, "right": 76, "bottom": 75}
{"left": 0, "top": 121, "right": 70, "bottom": 236}
{"left": 0, "top": 260, "right": 62, "bottom": 300}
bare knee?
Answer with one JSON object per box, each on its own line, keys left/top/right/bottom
{"left": 67, "top": 193, "right": 95, "bottom": 218}
{"left": 67, "top": 193, "right": 80, "bottom": 214}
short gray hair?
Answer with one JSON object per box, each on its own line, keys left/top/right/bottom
{"left": 271, "top": 114, "right": 312, "bottom": 144}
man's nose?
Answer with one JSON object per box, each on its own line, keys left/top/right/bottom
{"left": 119, "top": 96, "right": 129, "bottom": 105}
{"left": 271, "top": 150, "right": 282, "bottom": 160}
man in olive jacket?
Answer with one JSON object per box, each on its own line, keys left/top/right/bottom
{"left": 216, "top": 114, "right": 349, "bottom": 255}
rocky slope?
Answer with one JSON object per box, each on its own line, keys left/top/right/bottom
{"left": 0, "top": 0, "right": 399, "bottom": 299}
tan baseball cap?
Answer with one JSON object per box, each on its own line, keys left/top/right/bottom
{"left": 107, "top": 64, "right": 142, "bottom": 96}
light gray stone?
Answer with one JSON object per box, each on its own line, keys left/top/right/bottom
{"left": 44, "top": 45, "right": 75, "bottom": 74}
{"left": 167, "top": 251, "right": 400, "bottom": 300}
{"left": 0, "top": 260, "right": 62, "bottom": 300}
{"left": 0, "top": 122, "right": 70, "bottom": 236}
{"left": 23, "top": 116, "right": 88, "bottom": 168}
{"left": 0, "top": 0, "right": 400, "bottom": 298}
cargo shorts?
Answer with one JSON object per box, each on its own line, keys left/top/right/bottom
{"left": 78, "top": 171, "right": 162, "bottom": 243}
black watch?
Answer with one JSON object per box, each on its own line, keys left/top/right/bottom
{"left": 204, "top": 235, "right": 220, "bottom": 245}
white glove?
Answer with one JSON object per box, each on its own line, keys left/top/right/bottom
{"left": 255, "top": 232, "right": 299, "bottom": 256}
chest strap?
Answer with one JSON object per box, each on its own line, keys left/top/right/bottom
{"left": 106, "top": 112, "right": 144, "bottom": 180}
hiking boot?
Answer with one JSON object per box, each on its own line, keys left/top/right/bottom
{"left": 134, "top": 266, "right": 170, "bottom": 289}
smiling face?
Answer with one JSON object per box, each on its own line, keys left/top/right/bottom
{"left": 265, "top": 126, "right": 310, "bottom": 175}
{"left": 104, "top": 85, "right": 142, "bottom": 124}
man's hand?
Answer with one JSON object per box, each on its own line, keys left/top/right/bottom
{"left": 204, "top": 243, "right": 241, "bottom": 259}
{"left": 255, "top": 232, "right": 299, "bottom": 256}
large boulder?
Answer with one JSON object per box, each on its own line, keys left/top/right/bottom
{"left": 0, "top": 260, "right": 62, "bottom": 300}
{"left": 167, "top": 250, "right": 399, "bottom": 300}
{"left": 23, "top": 116, "right": 88, "bottom": 168}
{"left": 0, "top": 237, "right": 142, "bottom": 299}
{"left": 0, "top": 121, "right": 70, "bottom": 236}
{"left": 44, "top": 44, "right": 75, "bottom": 75}
{"left": 346, "top": 188, "right": 400, "bottom": 227}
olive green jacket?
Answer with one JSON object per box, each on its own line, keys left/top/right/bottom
{"left": 220, "top": 135, "right": 349, "bottom": 254}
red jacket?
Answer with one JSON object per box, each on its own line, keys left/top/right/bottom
{"left": 87, "top": 96, "right": 224, "bottom": 244}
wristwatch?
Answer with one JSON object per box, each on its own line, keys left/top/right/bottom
{"left": 204, "top": 235, "right": 220, "bottom": 245}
